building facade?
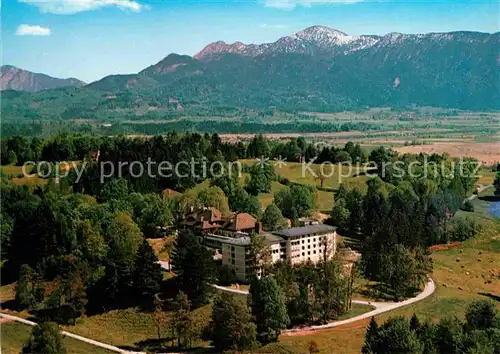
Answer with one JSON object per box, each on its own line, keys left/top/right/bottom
{"left": 218, "top": 224, "right": 337, "bottom": 282}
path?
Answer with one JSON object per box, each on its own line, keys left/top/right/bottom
{"left": 0, "top": 313, "right": 145, "bottom": 354}
{"left": 214, "top": 278, "right": 436, "bottom": 334}
{"left": 468, "top": 184, "right": 493, "bottom": 201}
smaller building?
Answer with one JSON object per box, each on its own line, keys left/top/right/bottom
{"left": 179, "top": 208, "right": 225, "bottom": 234}
{"left": 179, "top": 208, "right": 260, "bottom": 236}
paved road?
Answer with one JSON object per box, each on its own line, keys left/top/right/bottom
{"left": 211, "top": 284, "right": 249, "bottom": 295}
{"left": 215, "top": 278, "right": 436, "bottom": 334}
{"left": 1, "top": 277, "right": 435, "bottom": 350}
{"left": 468, "top": 184, "right": 493, "bottom": 201}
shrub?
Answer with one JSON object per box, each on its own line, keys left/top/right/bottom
{"left": 460, "top": 200, "right": 474, "bottom": 212}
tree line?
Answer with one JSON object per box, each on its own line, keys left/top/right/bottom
{"left": 362, "top": 300, "right": 500, "bottom": 353}
{"left": 330, "top": 147, "right": 480, "bottom": 299}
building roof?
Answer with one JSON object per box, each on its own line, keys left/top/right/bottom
{"left": 205, "top": 234, "right": 252, "bottom": 246}
{"left": 273, "top": 224, "right": 337, "bottom": 238}
{"left": 222, "top": 213, "right": 256, "bottom": 231}
{"left": 262, "top": 232, "right": 284, "bottom": 245}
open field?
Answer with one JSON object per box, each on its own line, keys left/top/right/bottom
{"left": 1, "top": 321, "right": 114, "bottom": 354}
{"left": 395, "top": 142, "right": 500, "bottom": 166}
{"left": 0, "top": 165, "right": 48, "bottom": 185}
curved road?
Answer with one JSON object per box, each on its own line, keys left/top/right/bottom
{"left": 215, "top": 278, "right": 436, "bottom": 334}
{"left": 1, "top": 272, "right": 434, "bottom": 352}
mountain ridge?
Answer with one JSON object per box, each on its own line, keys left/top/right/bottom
{"left": 194, "top": 25, "right": 497, "bottom": 60}
{"left": 2, "top": 26, "right": 499, "bottom": 119}
{"left": 0, "top": 65, "right": 86, "bottom": 92}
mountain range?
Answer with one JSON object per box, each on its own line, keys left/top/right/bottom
{"left": 2, "top": 26, "right": 499, "bottom": 120}
{"left": 0, "top": 65, "right": 85, "bottom": 92}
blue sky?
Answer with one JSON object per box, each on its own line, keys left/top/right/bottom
{"left": 3, "top": 0, "right": 499, "bottom": 83}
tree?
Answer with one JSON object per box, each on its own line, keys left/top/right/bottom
{"left": 196, "top": 186, "right": 230, "bottom": 215}
{"left": 460, "top": 199, "right": 474, "bottom": 212}
{"left": 100, "top": 212, "right": 143, "bottom": 305}
{"left": 313, "top": 260, "right": 351, "bottom": 323}
{"left": 308, "top": 340, "right": 320, "bottom": 354}
{"left": 15, "top": 264, "right": 44, "bottom": 309}
{"left": 345, "top": 187, "right": 364, "bottom": 233}
{"left": 247, "top": 134, "right": 271, "bottom": 158}
{"left": 362, "top": 317, "right": 379, "bottom": 354}
{"left": 99, "top": 178, "right": 129, "bottom": 203}
{"left": 465, "top": 300, "right": 497, "bottom": 331}
{"left": 171, "top": 291, "right": 196, "bottom": 348}
{"left": 229, "top": 186, "right": 261, "bottom": 217}
{"left": 106, "top": 211, "right": 143, "bottom": 263}
{"left": 410, "top": 313, "right": 421, "bottom": 332}
{"left": 133, "top": 240, "right": 163, "bottom": 306}
{"left": 245, "top": 165, "right": 272, "bottom": 196}
{"left": 75, "top": 219, "right": 107, "bottom": 269}
{"left": 369, "top": 146, "right": 393, "bottom": 177}
{"left": 152, "top": 295, "right": 168, "bottom": 341}
{"left": 363, "top": 316, "right": 423, "bottom": 353}
{"left": 130, "top": 193, "right": 173, "bottom": 237}
{"left": 331, "top": 198, "right": 350, "bottom": 231}
{"left": 378, "top": 245, "right": 431, "bottom": 300}
{"left": 274, "top": 184, "right": 316, "bottom": 220}
{"left": 248, "top": 233, "right": 272, "bottom": 278}
{"left": 494, "top": 170, "right": 500, "bottom": 195}
{"left": 64, "top": 271, "right": 88, "bottom": 325}
{"left": 211, "top": 292, "right": 257, "bottom": 352}
{"left": 261, "top": 203, "right": 287, "bottom": 231}
{"left": 171, "top": 231, "right": 215, "bottom": 307}
{"left": 249, "top": 276, "right": 290, "bottom": 343}
{"left": 22, "top": 322, "right": 67, "bottom": 354}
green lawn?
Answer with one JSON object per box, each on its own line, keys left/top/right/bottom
{"left": 1, "top": 322, "right": 114, "bottom": 354}
{"left": 1, "top": 165, "right": 48, "bottom": 185}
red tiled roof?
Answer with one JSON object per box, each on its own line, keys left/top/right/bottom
{"left": 223, "top": 213, "right": 256, "bottom": 231}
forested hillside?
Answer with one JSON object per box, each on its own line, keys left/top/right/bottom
{"left": 2, "top": 28, "right": 498, "bottom": 123}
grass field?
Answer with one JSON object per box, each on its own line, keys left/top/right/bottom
{"left": 1, "top": 322, "right": 114, "bottom": 354}
{"left": 0, "top": 165, "right": 48, "bottom": 185}
{"left": 187, "top": 160, "right": 366, "bottom": 213}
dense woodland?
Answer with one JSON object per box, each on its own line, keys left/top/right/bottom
{"left": 0, "top": 133, "right": 483, "bottom": 352}
{"left": 362, "top": 301, "right": 500, "bottom": 353}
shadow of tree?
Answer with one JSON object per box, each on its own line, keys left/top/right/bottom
{"left": 478, "top": 292, "right": 500, "bottom": 303}
{"left": 131, "top": 337, "right": 213, "bottom": 353}
{"left": 359, "top": 282, "right": 419, "bottom": 302}
{"left": 478, "top": 195, "right": 500, "bottom": 202}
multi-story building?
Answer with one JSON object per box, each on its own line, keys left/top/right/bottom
{"left": 179, "top": 208, "right": 338, "bottom": 282}
{"left": 273, "top": 224, "right": 337, "bottom": 266}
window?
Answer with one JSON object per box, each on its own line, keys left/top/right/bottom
{"left": 308, "top": 239, "right": 310, "bottom": 243}
{"left": 302, "top": 246, "right": 305, "bottom": 250}
{"left": 313, "top": 250, "right": 316, "bottom": 254}
{"left": 302, "top": 252, "right": 305, "bottom": 256}
{"left": 308, "top": 251, "right": 310, "bottom": 255}
{"left": 308, "top": 245, "right": 310, "bottom": 249}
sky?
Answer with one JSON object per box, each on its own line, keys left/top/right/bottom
{"left": 3, "top": 0, "right": 499, "bottom": 83}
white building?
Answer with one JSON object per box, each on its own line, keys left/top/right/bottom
{"left": 208, "top": 224, "right": 338, "bottom": 282}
